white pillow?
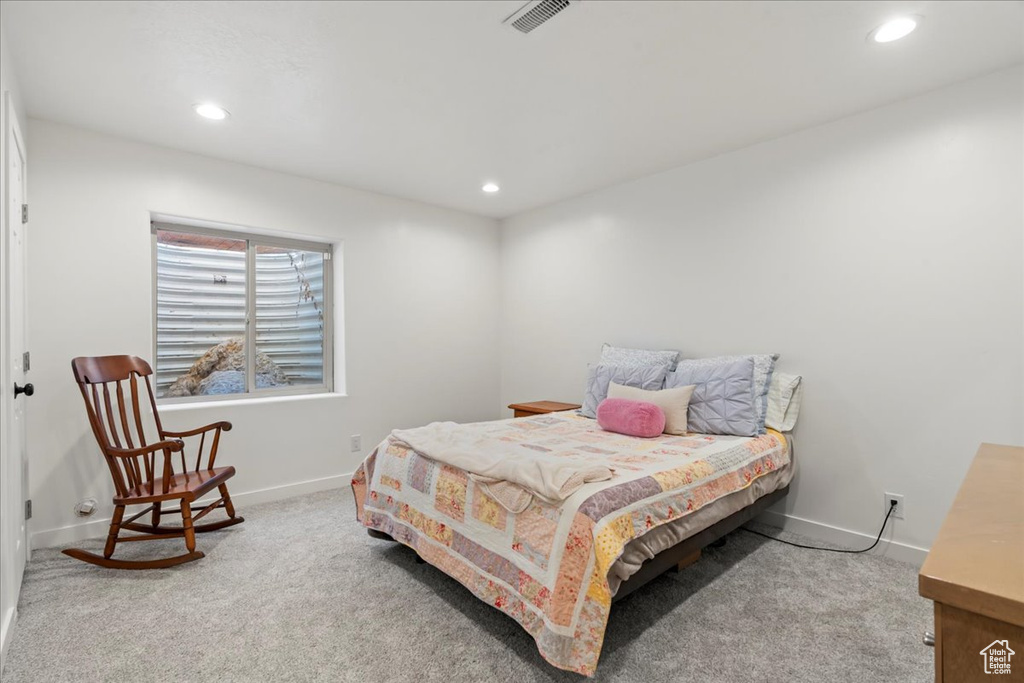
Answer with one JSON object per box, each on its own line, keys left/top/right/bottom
{"left": 765, "top": 372, "right": 803, "bottom": 432}
{"left": 607, "top": 382, "right": 695, "bottom": 436}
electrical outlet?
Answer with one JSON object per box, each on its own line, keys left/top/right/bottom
{"left": 884, "top": 492, "right": 905, "bottom": 520}
{"left": 75, "top": 498, "right": 98, "bottom": 517}
{"left": 351, "top": 434, "right": 362, "bottom": 452}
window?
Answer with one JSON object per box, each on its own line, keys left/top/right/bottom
{"left": 153, "top": 220, "right": 333, "bottom": 401}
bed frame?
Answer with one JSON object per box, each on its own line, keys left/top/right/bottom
{"left": 368, "top": 484, "right": 789, "bottom": 602}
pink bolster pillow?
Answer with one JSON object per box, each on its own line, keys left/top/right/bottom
{"left": 596, "top": 398, "right": 666, "bottom": 438}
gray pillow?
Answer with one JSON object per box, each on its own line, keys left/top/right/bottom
{"left": 599, "top": 344, "right": 679, "bottom": 370}
{"left": 666, "top": 357, "right": 758, "bottom": 436}
{"left": 581, "top": 363, "right": 671, "bottom": 418}
{"left": 672, "top": 354, "right": 778, "bottom": 433}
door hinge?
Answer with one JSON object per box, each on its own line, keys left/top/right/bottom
{"left": 25, "top": 499, "right": 32, "bottom": 520}
{"left": 22, "top": 351, "right": 30, "bottom": 372}
{"left": 21, "top": 204, "right": 28, "bottom": 224}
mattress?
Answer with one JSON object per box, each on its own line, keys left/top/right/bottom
{"left": 609, "top": 442, "right": 793, "bottom": 595}
{"left": 351, "top": 412, "right": 791, "bottom": 676}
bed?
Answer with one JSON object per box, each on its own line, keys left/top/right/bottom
{"left": 351, "top": 411, "right": 793, "bottom": 676}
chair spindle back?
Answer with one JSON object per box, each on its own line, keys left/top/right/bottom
{"left": 71, "top": 355, "right": 169, "bottom": 497}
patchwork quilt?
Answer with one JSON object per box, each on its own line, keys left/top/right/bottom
{"left": 351, "top": 412, "right": 789, "bottom": 676}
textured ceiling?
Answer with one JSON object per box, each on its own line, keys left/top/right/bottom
{"left": 3, "top": 0, "right": 1022, "bottom": 218}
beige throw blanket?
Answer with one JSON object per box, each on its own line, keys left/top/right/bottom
{"left": 390, "top": 421, "right": 614, "bottom": 512}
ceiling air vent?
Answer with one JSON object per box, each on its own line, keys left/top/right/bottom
{"left": 503, "top": 0, "right": 577, "bottom": 34}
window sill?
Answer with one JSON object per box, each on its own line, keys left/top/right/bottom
{"left": 158, "top": 392, "right": 347, "bottom": 412}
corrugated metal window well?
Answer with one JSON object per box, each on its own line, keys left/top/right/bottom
{"left": 153, "top": 222, "right": 333, "bottom": 401}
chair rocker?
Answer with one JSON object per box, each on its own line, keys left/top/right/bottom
{"left": 66, "top": 355, "right": 244, "bottom": 569}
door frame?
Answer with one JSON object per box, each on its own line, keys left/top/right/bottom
{"left": 0, "top": 88, "right": 28, "bottom": 672}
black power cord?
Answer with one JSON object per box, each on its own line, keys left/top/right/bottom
{"left": 740, "top": 500, "right": 898, "bottom": 554}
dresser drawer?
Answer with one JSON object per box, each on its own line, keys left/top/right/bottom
{"left": 933, "top": 603, "right": 1023, "bottom": 682}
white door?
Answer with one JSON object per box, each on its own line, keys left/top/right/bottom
{"left": 0, "top": 92, "right": 29, "bottom": 670}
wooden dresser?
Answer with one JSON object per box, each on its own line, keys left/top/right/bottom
{"left": 919, "top": 443, "right": 1024, "bottom": 682}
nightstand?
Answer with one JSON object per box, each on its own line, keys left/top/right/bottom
{"left": 507, "top": 400, "right": 582, "bottom": 418}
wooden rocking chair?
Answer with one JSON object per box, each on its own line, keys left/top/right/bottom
{"left": 65, "top": 355, "right": 244, "bottom": 569}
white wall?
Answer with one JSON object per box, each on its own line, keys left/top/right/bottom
{"left": 499, "top": 66, "right": 1024, "bottom": 558}
{"left": 21, "top": 66, "right": 1024, "bottom": 560}
{"left": 26, "top": 120, "right": 501, "bottom": 546}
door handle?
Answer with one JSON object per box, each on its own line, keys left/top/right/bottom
{"left": 14, "top": 383, "right": 33, "bottom": 398}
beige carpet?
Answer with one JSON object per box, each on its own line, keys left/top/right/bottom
{"left": 1, "top": 489, "right": 932, "bottom": 682}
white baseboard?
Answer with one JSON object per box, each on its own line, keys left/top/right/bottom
{"left": 29, "top": 475, "right": 927, "bottom": 566}
{"left": 30, "top": 473, "right": 352, "bottom": 550}
{"left": 755, "top": 510, "right": 929, "bottom": 565}
{"left": 221, "top": 472, "right": 353, "bottom": 508}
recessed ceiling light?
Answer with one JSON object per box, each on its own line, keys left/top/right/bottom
{"left": 482, "top": 182, "right": 500, "bottom": 193}
{"left": 870, "top": 17, "right": 919, "bottom": 43}
{"left": 193, "top": 103, "right": 230, "bottom": 120}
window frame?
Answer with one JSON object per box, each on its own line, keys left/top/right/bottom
{"left": 151, "top": 220, "right": 334, "bottom": 404}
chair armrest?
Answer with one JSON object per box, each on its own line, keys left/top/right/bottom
{"left": 160, "top": 421, "right": 232, "bottom": 470}
{"left": 107, "top": 440, "right": 184, "bottom": 458}
{"left": 161, "top": 421, "right": 233, "bottom": 438}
